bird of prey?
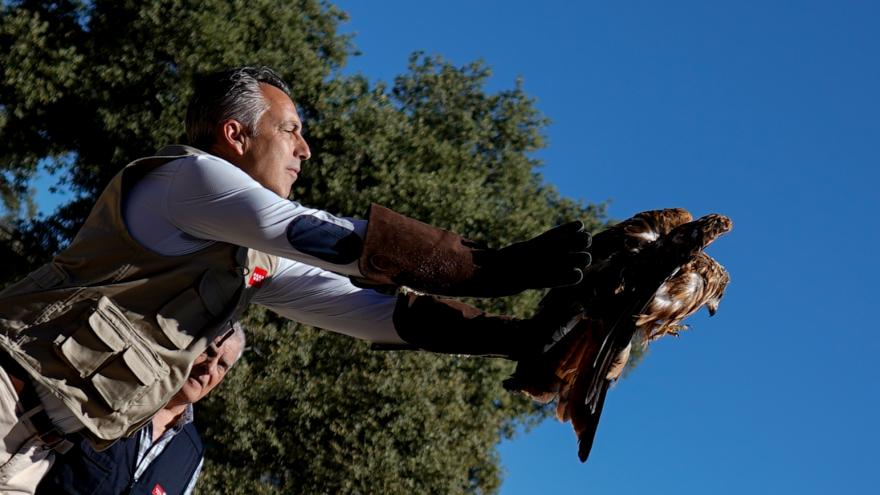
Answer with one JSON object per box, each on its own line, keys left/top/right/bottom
{"left": 504, "top": 208, "right": 732, "bottom": 462}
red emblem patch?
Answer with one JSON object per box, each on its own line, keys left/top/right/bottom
{"left": 152, "top": 484, "right": 167, "bottom": 495}
{"left": 248, "top": 266, "right": 268, "bottom": 288}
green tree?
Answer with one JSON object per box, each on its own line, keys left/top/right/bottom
{"left": 0, "top": 1, "right": 605, "bottom": 492}
{"left": 0, "top": 172, "right": 36, "bottom": 282}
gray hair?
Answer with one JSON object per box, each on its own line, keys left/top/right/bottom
{"left": 229, "top": 321, "right": 247, "bottom": 363}
{"left": 185, "top": 66, "right": 291, "bottom": 150}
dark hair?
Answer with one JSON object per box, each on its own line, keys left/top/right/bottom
{"left": 185, "top": 66, "right": 291, "bottom": 149}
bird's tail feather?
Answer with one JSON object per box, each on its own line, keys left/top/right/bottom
{"left": 575, "top": 383, "right": 609, "bottom": 463}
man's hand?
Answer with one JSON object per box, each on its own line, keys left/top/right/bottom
{"left": 473, "top": 221, "right": 592, "bottom": 295}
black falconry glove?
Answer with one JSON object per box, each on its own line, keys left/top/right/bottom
{"left": 374, "top": 292, "right": 593, "bottom": 360}
{"left": 356, "top": 204, "right": 591, "bottom": 297}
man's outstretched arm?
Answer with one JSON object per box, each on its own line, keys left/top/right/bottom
{"left": 131, "top": 153, "right": 590, "bottom": 299}
{"left": 254, "top": 258, "right": 572, "bottom": 359}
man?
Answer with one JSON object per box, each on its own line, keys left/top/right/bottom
{"left": 0, "top": 66, "right": 593, "bottom": 493}
{"left": 36, "top": 324, "right": 245, "bottom": 495}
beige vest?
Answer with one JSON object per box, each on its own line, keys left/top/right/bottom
{"left": 0, "top": 145, "right": 277, "bottom": 449}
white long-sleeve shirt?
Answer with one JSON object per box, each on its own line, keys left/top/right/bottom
{"left": 123, "top": 152, "right": 405, "bottom": 345}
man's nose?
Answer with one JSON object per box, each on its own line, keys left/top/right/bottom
{"left": 208, "top": 354, "right": 223, "bottom": 375}
{"left": 296, "top": 135, "right": 311, "bottom": 161}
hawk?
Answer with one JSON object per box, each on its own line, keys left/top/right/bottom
{"left": 505, "top": 208, "right": 732, "bottom": 462}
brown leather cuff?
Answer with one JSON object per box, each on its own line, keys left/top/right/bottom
{"left": 359, "top": 204, "right": 480, "bottom": 296}
{"left": 389, "top": 293, "right": 527, "bottom": 358}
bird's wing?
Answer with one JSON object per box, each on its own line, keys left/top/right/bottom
{"left": 554, "top": 319, "right": 601, "bottom": 422}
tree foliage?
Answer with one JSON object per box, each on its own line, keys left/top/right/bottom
{"left": 1, "top": 1, "right": 605, "bottom": 492}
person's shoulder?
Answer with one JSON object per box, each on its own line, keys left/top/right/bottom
{"left": 154, "top": 148, "right": 234, "bottom": 169}
{"left": 186, "top": 151, "right": 236, "bottom": 170}
{"left": 189, "top": 152, "right": 249, "bottom": 175}
{"left": 178, "top": 421, "right": 204, "bottom": 453}
{"left": 170, "top": 151, "right": 258, "bottom": 190}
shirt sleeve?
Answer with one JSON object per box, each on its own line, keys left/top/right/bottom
{"left": 164, "top": 154, "right": 367, "bottom": 277}
{"left": 252, "top": 257, "right": 406, "bottom": 345}
{"left": 183, "top": 457, "right": 204, "bottom": 495}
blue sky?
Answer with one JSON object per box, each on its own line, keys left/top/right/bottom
{"left": 334, "top": 1, "right": 879, "bottom": 493}
{"left": 22, "top": 1, "right": 879, "bottom": 493}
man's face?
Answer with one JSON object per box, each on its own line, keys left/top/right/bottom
{"left": 176, "top": 333, "right": 242, "bottom": 404}
{"left": 237, "top": 84, "right": 311, "bottom": 198}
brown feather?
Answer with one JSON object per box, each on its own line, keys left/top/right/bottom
{"left": 590, "top": 208, "right": 694, "bottom": 261}
{"left": 554, "top": 321, "right": 598, "bottom": 422}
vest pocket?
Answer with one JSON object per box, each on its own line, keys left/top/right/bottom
{"left": 155, "top": 269, "right": 239, "bottom": 350}
{"left": 54, "top": 296, "right": 168, "bottom": 412}
{"left": 57, "top": 314, "right": 125, "bottom": 378}
{"left": 91, "top": 347, "right": 160, "bottom": 411}
{"left": 155, "top": 288, "right": 210, "bottom": 350}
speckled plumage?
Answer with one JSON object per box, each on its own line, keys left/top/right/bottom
{"left": 637, "top": 251, "right": 730, "bottom": 341}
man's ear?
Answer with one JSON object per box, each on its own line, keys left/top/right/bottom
{"left": 217, "top": 119, "right": 249, "bottom": 156}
